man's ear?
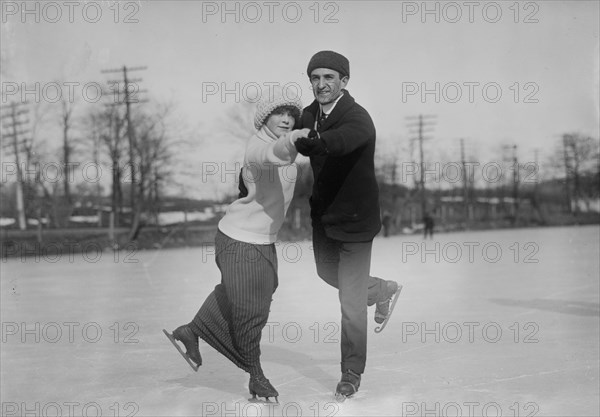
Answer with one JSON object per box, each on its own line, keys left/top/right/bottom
{"left": 341, "top": 76, "right": 349, "bottom": 88}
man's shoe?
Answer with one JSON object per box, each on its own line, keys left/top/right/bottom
{"left": 375, "top": 280, "right": 400, "bottom": 324}
{"left": 335, "top": 369, "right": 361, "bottom": 400}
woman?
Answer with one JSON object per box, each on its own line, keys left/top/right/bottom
{"left": 164, "top": 87, "right": 309, "bottom": 403}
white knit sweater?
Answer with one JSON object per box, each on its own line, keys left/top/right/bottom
{"left": 218, "top": 126, "right": 299, "bottom": 244}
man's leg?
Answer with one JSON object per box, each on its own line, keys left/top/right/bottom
{"left": 337, "top": 240, "right": 372, "bottom": 375}
{"left": 312, "top": 222, "right": 340, "bottom": 288}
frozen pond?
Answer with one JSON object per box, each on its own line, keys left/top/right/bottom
{"left": 2, "top": 225, "right": 599, "bottom": 416}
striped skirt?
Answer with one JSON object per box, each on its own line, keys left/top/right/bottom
{"left": 190, "top": 229, "right": 278, "bottom": 375}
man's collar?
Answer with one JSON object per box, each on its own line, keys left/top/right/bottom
{"left": 320, "top": 92, "right": 344, "bottom": 115}
{"left": 307, "top": 89, "right": 353, "bottom": 119}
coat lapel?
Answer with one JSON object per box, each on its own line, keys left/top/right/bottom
{"left": 319, "top": 90, "right": 354, "bottom": 131}
{"left": 304, "top": 100, "right": 319, "bottom": 130}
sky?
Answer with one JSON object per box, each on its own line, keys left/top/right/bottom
{"left": 1, "top": 0, "right": 599, "bottom": 199}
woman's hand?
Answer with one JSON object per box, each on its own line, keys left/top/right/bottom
{"left": 288, "top": 128, "right": 312, "bottom": 144}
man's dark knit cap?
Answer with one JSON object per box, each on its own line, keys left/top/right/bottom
{"left": 307, "top": 51, "right": 350, "bottom": 78}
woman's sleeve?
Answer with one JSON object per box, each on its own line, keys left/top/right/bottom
{"left": 246, "top": 132, "right": 298, "bottom": 166}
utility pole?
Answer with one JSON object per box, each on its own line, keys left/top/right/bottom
{"left": 512, "top": 144, "right": 519, "bottom": 224}
{"left": 460, "top": 138, "right": 469, "bottom": 224}
{"left": 408, "top": 134, "right": 416, "bottom": 189}
{"left": 1, "top": 102, "right": 29, "bottom": 230}
{"left": 91, "top": 119, "right": 102, "bottom": 227}
{"left": 562, "top": 134, "right": 571, "bottom": 213}
{"left": 531, "top": 147, "right": 545, "bottom": 224}
{"left": 406, "top": 114, "right": 436, "bottom": 217}
{"left": 60, "top": 100, "right": 74, "bottom": 204}
{"left": 533, "top": 148, "right": 539, "bottom": 197}
{"left": 101, "top": 65, "right": 147, "bottom": 237}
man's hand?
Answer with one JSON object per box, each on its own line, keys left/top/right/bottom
{"left": 295, "top": 135, "right": 328, "bottom": 156}
{"left": 307, "top": 129, "right": 319, "bottom": 139}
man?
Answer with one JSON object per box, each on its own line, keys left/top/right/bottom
{"left": 423, "top": 212, "right": 435, "bottom": 239}
{"left": 295, "top": 50, "right": 402, "bottom": 399}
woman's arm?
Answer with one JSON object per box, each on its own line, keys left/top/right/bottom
{"left": 247, "top": 128, "right": 310, "bottom": 165}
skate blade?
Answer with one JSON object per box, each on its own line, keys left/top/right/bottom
{"left": 162, "top": 329, "right": 199, "bottom": 372}
{"left": 248, "top": 395, "right": 279, "bottom": 405}
{"left": 335, "top": 392, "right": 352, "bottom": 402}
{"left": 374, "top": 285, "right": 403, "bottom": 334}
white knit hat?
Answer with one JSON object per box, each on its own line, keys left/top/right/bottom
{"left": 254, "top": 86, "right": 303, "bottom": 130}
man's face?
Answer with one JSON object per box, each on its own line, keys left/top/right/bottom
{"left": 310, "top": 68, "right": 348, "bottom": 105}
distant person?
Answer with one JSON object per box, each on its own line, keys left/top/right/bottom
{"left": 164, "top": 88, "right": 310, "bottom": 403}
{"left": 382, "top": 210, "right": 392, "bottom": 237}
{"left": 423, "top": 212, "right": 434, "bottom": 239}
{"left": 294, "top": 50, "right": 402, "bottom": 400}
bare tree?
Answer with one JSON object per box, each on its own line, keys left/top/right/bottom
{"left": 89, "top": 105, "right": 127, "bottom": 226}
{"left": 128, "top": 102, "right": 180, "bottom": 240}
{"left": 81, "top": 107, "right": 113, "bottom": 226}
{"left": 194, "top": 101, "right": 259, "bottom": 202}
{"left": 374, "top": 138, "right": 413, "bottom": 231}
{"left": 558, "top": 133, "right": 600, "bottom": 214}
{"left": 59, "top": 97, "right": 76, "bottom": 205}
{"left": 22, "top": 101, "right": 52, "bottom": 229}
{"left": 221, "top": 100, "right": 256, "bottom": 144}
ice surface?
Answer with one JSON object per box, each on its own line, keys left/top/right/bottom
{"left": 2, "top": 226, "right": 599, "bottom": 416}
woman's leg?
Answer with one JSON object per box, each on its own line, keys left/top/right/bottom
{"left": 190, "top": 231, "right": 278, "bottom": 374}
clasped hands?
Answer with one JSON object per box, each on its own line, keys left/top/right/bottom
{"left": 289, "top": 128, "right": 327, "bottom": 156}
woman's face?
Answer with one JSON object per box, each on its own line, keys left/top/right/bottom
{"left": 265, "top": 109, "right": 295, "bottom": 137}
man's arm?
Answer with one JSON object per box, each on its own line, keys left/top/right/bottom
{"left": 320, "top": 109, "right": 375, "bottom": 156}
{"left": 295, "top": 109, "right": 375, "bottom": 157}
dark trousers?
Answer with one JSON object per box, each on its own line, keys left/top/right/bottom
{"left": 424, "top": 227, "right": 434, "bottom": 239}
{"left": 312, "top": 223, "right": 388, "bottom": 374}
{"left": 190, "top": 230, "right": 278, "bottom": 376}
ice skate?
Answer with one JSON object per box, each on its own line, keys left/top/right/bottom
{"left": 248, "top": 374, "right": 279, "bottom": 404}
{"left": 335, "top": 369, "right": 361, "bottom": 402}
{"left": 374, "top": 281, "right": 402, "bottom": 333}
{"left": 163, "top": 325, "right": 202, "bottom": 371}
